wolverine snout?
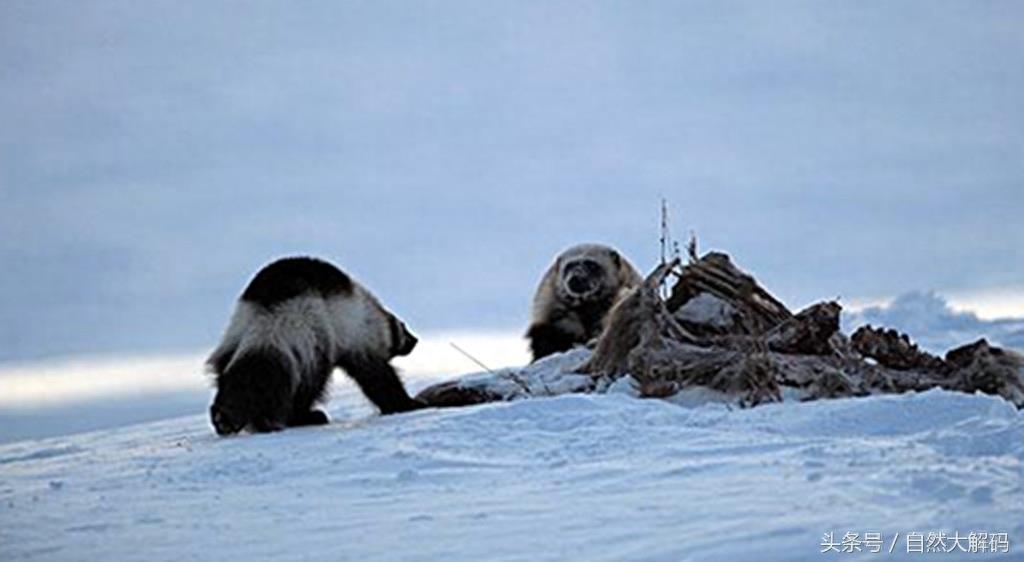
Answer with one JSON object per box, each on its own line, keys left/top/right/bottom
{"left": 566, "top": 274, "right": 594, "bottom": 295}
{"left": 397, "top": 332, "right": 418, "bottom": 356}
{"left": 210, "top": 404, "right": 244, "bottom": 436}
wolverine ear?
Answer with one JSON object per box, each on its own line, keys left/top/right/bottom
{"left": 610, "top": 250, "right": 622, "bottom": 267}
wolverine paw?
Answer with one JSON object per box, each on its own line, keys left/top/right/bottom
{"left": 288, "top": 409, "right": 330, "bottom": 427}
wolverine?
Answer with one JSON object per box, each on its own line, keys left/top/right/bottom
{"left": 526, "top": 244, "right": 641, "bottom": 361}
{"left": 207, "top": 257, "right": 421, "bottom": 435}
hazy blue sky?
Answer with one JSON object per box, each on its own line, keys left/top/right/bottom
{"left": 2, "top": 1, "right": 1022, "bottom": 361}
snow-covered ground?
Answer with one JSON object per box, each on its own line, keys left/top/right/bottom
{"left": 3, "top": 302, "right": 1023, "bottom": 561}
{"left": 2, "top": 358, "right": 1023, "bottom": 561}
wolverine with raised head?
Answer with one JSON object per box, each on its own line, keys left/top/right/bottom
{"left": 526, "top": 244, "right": 641, "bottom": 361}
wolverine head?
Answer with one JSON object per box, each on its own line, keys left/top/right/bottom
{"left": 387, "top": 314, "right": 418, "bottom": 357}
{"left": 556, "top": 244, "right": 630, "bottom": 305}
{"left": 209, "top": 376, "right": 250, "bottom": 436}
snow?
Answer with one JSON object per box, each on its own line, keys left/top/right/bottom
{"left": 2, "top": 361, "right": 1021, "bottom": 561}
{"left": 438, "top": 347, "right": 596, "bottom": 399}
{"left": 675, "top": 293, "right": 737, "bottom": 329}
{"left": 2, "top": 319, "right": 1022, "bottom": 560}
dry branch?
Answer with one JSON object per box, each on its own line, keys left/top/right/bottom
{"left": 665, "top": 252, "right": 791, "bottom": 336}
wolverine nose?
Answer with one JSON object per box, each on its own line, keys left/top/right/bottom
{"left": 211, "top": 406, "right": 230, "bottom": 435}
{"left": 210, "top": 405, "right": 241, "bottom": 436}
{"left": 399, "top": 333, "right": 418, "bottom": 356}
{"left": 567, "top": 275, "right": 591, "bottom": 295}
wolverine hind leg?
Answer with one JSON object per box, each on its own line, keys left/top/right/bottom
{"left": 287, "top": 363, "right": 332, "bottom": 427}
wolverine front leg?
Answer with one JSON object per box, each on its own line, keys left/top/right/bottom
{"left": 339, "top": 355, "right": 423, "bottom": 414}
{"left": 526, "top": 314, "right": 586, "bottom": 361}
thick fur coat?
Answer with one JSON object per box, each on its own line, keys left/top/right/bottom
{"left": 207, "top": 257, "right": 421, "bottom": 435}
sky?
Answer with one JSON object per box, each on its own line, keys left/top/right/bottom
{"left": 1, "top": 1, "right": 1022, "bottom": 363}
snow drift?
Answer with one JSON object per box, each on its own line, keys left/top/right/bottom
{"left": 1, "top": 379, "right": 1020, "bottom": 561}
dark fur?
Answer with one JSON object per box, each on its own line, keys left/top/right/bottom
{"left": 211, "top": 348, "right": 323, "bottom": 435}
{"left": 209, "top": 257, "right": 421, "bottom": 436}
{"left": 571, "top": 295, "right": 618, "bottom": 336}
{"left": 526, "top": 323, "right": 582, "bottom": 360}
{"left": 527, "top": 295, "right": 614, "bottom": 360}
{"left": 241, "top": 256, "right": 354, "bottom": 307}
{"left": 339, "top": 354, "right": 422, "bottom": 415}
{"left": 386, "top": 315, "right": 417, "bottom": 357}
{"left": 210, "top": 346, "right": 422, "bottom": 435}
